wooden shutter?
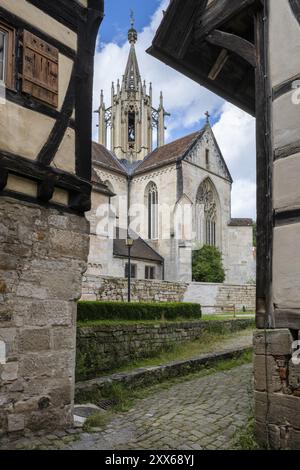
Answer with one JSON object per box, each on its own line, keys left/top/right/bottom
{"left": 22, "top": 30, "right": 58, "bottom": 107}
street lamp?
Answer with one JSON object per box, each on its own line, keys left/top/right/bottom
{"left": 125, "top": 237, "right": 134, "bottom": 302}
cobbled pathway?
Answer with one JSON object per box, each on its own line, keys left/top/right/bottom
{"left": 67, "top": 363, "right": 253, "bottom": 451}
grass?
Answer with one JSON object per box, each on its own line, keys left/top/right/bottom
{"left": 77, "top": 314, "right": 254, "bottom": 328}
{"left": 76, "top": 349, "right": 253, "bottom": 414}
{"left": 82, "top": 412, "right": 112, "bottom": 433}
{"left": 98, "top": 327, "right": 254, "bottom": 375}
{"left": 233, "top": 415, "right": 261, "bottom": 450}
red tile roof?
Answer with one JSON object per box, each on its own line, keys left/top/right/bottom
{"left": 92, "top": 141, "right": 127, "bottom": 175}
{"left": 134, "top": 130, "right": 204, "bottom": 174}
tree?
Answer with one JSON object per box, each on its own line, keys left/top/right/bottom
{"left": 192, "top": 245, "right": 225, "bottom": 283}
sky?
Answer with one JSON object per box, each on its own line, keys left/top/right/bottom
{"left": 93, "top": 0, "right": 256, "bottom": 219}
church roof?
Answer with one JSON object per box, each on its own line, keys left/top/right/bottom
{"left": 134, "top": 130, "right": 205, "bottom": 175}
{"left": 92, "top": 125, "right": 233, "bottom": 183}
{"left": 229, "top": 218, "right": 253, "bottom": 227}
{"left": 113, "top": 229, "right": 164, "bottom": 264}
{"left": 92, "top": 142, "right": 127, "bottom": 176}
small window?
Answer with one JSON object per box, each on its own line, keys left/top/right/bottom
{"left": 205, "top": 149, "right": 210, "bottom": 169}
{"left": 145, "top": 266, "right": 155, "bottom": 280}
{"left": 125, "top": 263, "right": 137, "bottom": 279}
{"left": 0, "top": 22, "right": 15, "bottom": 89}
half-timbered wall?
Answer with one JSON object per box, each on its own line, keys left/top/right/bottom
{"left": 254, "top": 0, "right": 300, "bottom": 450}
{"left": 0, "top": 0, "right": 104, "bottom": 437}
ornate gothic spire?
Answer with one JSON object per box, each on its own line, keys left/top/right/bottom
{"left": 123, "top": 11, "right": 141, "bottom": 91}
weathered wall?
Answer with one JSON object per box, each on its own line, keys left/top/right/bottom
{"left": 184, "top": 282, "right": 256, "bottom": 313}
{"left": 254, "top": 329, "right": 300, "bottom": 450}
{"left": 0, "top": 197, "right": 89, "bottom": 435}
{"left": 76, "top": 318, "right": 254, "bottom": 380}
{"left": 253, "top": 0, "right": 300, "bottom": 449}
{"left": 81, "top": 275, "right": 187, "bottom": 302}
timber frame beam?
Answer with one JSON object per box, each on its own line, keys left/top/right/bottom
{"left": 206, "top": 29, "right": 256, "bottom": 68}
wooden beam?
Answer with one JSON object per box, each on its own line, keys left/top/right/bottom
{"left": 206, "top": 29, "right": 256, "bottom": 67}
{"left": 195, "top": 0, "right": 257, "bottom": 42}
{"left": 208, "top": 49, "right": 229, "bottom": 81}
{"left": 148, "top": 44, "right": 255, "bottom": 115}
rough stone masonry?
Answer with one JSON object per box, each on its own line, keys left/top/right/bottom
{"left": 0, "top": 197, "right": 89, "bottom": 435}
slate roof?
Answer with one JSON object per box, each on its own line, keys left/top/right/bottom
{"left": 229, "top": 218, "right": 253, "bottom": 227}
{"left": 113, "top": 228, "right": 164, "bottom": 264}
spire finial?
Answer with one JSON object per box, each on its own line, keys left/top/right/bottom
{"left": 205, "top": 111, "right": 210, "bottom": 124}
{"left": 128, "top": 10, "right": 137, "bottom": 44}
{"left": 130, "top": 9, "right": 135, "bottom": 28}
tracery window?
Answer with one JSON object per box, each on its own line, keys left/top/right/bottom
{"left": 196, "top": 179, "right": 217, "bottom": 246}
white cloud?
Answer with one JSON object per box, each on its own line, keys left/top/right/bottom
{"left": 93, "top": 0, "right": 257, "bottom": 219}
{"left": 231, "top": 179, "right": 257, "bottom": 219}
{"left": 212, "top": 102, "right": 256, "bottom": 219}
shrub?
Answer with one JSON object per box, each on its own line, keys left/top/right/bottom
{"left": 192, "top": 245, "right": 225, "bottom": 283}
{"left": 77, "top": 301, "right": 201, "bottom": 322}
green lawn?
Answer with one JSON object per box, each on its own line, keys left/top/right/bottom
{"left": 97, "top": 326, "right": 254, "bottom": 375}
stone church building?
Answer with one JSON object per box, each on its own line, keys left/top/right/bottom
{"left": 86, "top": 22, "right": 255, "bottom": 284}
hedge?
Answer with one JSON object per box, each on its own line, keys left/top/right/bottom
{"left": 77, "top": 301, "right": 202, "bottom": 322}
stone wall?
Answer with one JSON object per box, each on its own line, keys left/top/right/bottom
{"left": 81, "top": 275, "right": 188, "bottom": 303}
{"left": 76, "top": 318, "right": 254, "bottom": 380}
{"left": 0, "top": 197, "right": 89, "bottom": 436}
{"left": 254, "top": 329, "right": 300, "bottom": 450}
{"left": 184, "top": 282, "right": 256, "bottom": 313}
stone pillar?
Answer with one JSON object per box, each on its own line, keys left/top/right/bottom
{"left": 254, "top": 329, "right": 300, "bottom": 449}
{"left": 0, "top": 197, "right": 89, "bottom": 436}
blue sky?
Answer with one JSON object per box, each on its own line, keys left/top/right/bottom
{"left": 93, "top": 0, "right": 257, "bottom": 218}
{"left": 99, "top": 0, "right": 161, "bottom": 48}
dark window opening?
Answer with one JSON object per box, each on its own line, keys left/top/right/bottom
{"left": 128, "top": 112, "right": 135, "bottom": 142}
{"left": 145, "top": 266, "right": 155, "bottom": 280}
{"left": 205, "top": 149, "right": 210, "bottom": 169}
{"left": 125, "top": 263, "right": 137, "bottom": 279}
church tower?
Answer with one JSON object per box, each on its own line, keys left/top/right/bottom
{"left": 97, "top": 14, "right": 168, "bottom": 163}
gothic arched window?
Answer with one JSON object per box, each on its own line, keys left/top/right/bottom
{"left": 196, "top": 179, "right": 218, "bottom": 246}
{"left": 128, "top": 112, "right": 135, "bottom": 142}
{"left": 146, "top": 182, "right": 158, "bottom": 239}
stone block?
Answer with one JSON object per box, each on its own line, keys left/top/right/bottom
{"left": 19, "top": 329, "right": 51, "bottom": 353}
{"left": 52, "top": 327, "right": 75, "bottom": 350}
{"left": 8, "top": 414, "right": 25, "bottom": 433}
{"left": 1, "top": 362, "right": 18, "bottom": 382}
{"left": 288, "top": 359, "right": 300, "bottom": 391}
{"left": 253, "top": 329, "right": 293, "bottom": 356}
{"left": 254, "top": 355, "right": 283, "bottom": 392}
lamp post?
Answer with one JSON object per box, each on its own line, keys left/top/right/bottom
{"left": 125, "top": 237, "right": 134, "bottom": 302}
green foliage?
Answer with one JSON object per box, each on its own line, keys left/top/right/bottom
{"left": 77, "top": 301, "right": 201, "bottom": 322}
{"left": 192, "top": 245, "right": 225, "bottom": 283}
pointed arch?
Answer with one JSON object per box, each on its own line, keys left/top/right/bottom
{"left": 195, "top": 178, "right": 220, "bottom": 247}
{"left": 145, "top": 181, "right": 158, "bottom": 239}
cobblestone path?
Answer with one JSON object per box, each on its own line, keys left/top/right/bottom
{"left": 68, "top": 363, "right": 253, "bottom": 451}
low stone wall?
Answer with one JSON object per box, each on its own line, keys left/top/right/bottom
{"left": 76, "top": 319, "right": 254, "bottom": 381}
{"left": 184, "top": 282, "right": 256, "bottom": 313}
{"left": 254, "top": 329, "right": 300, "bottom": 450}
{"left": 81, "top": 275, "right": 188, "bottom": 303}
